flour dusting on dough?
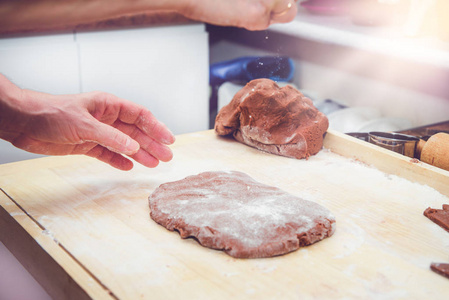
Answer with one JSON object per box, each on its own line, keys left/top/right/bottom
{"left": 149, "top": 171, "right": 336, "bottom": 258}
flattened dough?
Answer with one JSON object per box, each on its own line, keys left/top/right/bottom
{"left": 149, "top": 171, "right": 336, "bottom": 258}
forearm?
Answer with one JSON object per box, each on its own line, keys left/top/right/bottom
{"left": 0, "top": 74, "right": 58, "bottom": 144}
{"left": 0, "top": 0, "right": 190, "bottom": 29}
{"left": 1, "top": 0, "right": 296, "bottom": 31}
{"left": 47, "top": 0, "right": 190, "bottom": 22}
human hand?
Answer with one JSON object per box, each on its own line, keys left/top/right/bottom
{"left": 0, "top": 75, "right": 175, "bottom": 171}
{"left": 182, "top": 0, "right": 298, "bottom": 30}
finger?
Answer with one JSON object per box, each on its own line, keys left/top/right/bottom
{"left": 86, "top": 145, "right": 134, "bottom": 171}
{"left": 90, "top": 125, "right": 165, "bottom": 169}
{"left": 129, "top": 109, "right": 175, "bottom": 145}
{"left": 111, "top": 98, "right": 175, "bottom": 145}
{"left": 130, "top": 149, "right": 160, "bottom": 169}
{"left": 271, "top": 0, "right": 298, "bottom": 23}
{"left": 141, "top": 139, "right": 173, "bottom": 162}
{"left": 81, "top": 119, "right": 140, "bottom": 156}
{"left": 113, "top": 120, "right": 173, "bottom": 162}
{"left": 84, "top": 119, "right": 168, "bottom": 169}
{"left": 13, "top": 135, "right": 134, "bottom": 170}
{"left": 96, "top": 92, "right": 175, "bottom": 145}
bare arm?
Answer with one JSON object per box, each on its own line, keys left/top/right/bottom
{"left": 0, "top": 0, "right": 298, "bottom": 31}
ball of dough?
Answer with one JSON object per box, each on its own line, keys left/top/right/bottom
{"left": 215, "top": 79, "right": 328, "bottom": 159}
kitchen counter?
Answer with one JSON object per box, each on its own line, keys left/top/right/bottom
{"left": 0, "top": 1, "right": 192, "bottom": 37}
{"left": 1, "top": 130, "right": 449, "bottom": 299}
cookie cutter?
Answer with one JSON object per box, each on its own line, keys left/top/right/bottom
{"left": 368, "top": 131, "right": 420, "bottom": 158}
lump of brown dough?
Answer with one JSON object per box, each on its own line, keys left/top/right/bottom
{"left": 215, "top": 79, "right": 329, "bottom": 159}
{"left": 430, "top": 262, "right": 449, "bottom": 280}
{"left": 424, "top": 204, "right": 449, "bottom": 233}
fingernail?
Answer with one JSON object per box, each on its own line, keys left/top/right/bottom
{"left": 125, "top": 138, "right": 140, "bottom": 155}
{"left": 163, "top": 135, "right": 175, "bottom": 145}
{"left": 162, "top": 129, "right": 176, "bottom": 145}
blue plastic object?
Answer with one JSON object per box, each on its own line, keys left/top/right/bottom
{"left": 209, "top": 56, "right": 295, "bottom": 86}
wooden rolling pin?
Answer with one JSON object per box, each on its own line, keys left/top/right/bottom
{"left": 416, "top": 133, "right": 449, "bottom": 171}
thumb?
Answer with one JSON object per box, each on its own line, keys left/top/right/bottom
{"left": 83, "top": 122, "right": 140, "bottom": 155}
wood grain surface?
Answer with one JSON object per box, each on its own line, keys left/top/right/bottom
{"left": 1, "top": 130, "right": 448, "bottom": 299}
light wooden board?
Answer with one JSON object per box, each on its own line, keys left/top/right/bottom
{"left": 1, "top": 130, "right": 449, "bottom": 299}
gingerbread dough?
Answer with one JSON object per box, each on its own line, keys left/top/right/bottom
{"left": 424, "top": 204, "right": 449, "bottom": 233}
{"left": 430, "top": 263, "right": 449, "bottom": 280}
{"left": 215, "top": 79, "right": 329, "bottom": 159}
{"left": 149, "top": 171, "right": 336, "bottom": 258}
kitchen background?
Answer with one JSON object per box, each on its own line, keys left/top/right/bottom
{"left": 1, "top": 0, "right": 449, "bottom": 299}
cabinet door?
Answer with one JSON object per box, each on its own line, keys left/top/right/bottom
{"left": 0, "top": 34, "right": 80, "bottom": 94}
{"left": 78, "top": 24, "right": 210, "bottom": 134}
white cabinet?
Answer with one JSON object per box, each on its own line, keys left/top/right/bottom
{"left": 77, "top": 24, "right": 209, "bottom": 135}
{"left": 0, "top": 34, "right": 80, "bottom": 94}
{"left": 0, "top": 23, "right": 209, "bottom": 164}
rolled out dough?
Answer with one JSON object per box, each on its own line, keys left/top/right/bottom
{"left": 149, "top": 171, "right": 336, "bottom": 258}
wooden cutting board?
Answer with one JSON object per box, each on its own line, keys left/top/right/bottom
{"left": 1, "top": 130, "right": 449, "bottom": 299}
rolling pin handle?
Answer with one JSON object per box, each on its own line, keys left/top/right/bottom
{"left": 420, "top": 133, "right": 449, "bottom": 172}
